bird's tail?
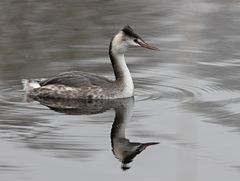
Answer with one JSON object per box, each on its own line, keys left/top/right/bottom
{"left": 21, "top": 79, "right": 42, "bottom": 93}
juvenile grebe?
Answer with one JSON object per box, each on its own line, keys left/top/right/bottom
{"left": 24, "top": 25, "right": 159, "bottom": 99}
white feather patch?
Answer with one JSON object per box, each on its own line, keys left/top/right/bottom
{"left": 22, "top": 79, "right": 41, "bottom": 92}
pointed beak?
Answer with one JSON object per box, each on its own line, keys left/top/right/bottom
{"left": 138, "top": 142, "right": 159, "bottom": 152}
{"left": 138, "top": 41, "right": 160, "bottom": 51}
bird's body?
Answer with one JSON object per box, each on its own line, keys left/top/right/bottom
{"left": 24, "top": 25, "right": 159, "bottom": 100}
{"left": 29, "top": 71, "right": 131, "bottom": 99}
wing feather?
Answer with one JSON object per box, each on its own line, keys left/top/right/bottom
{"left": 40, "top": 71, "right": 113, "bottom": 88}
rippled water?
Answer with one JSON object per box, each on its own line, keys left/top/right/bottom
{"left": 1, "top": 0, "right": 240, "bottom": 181}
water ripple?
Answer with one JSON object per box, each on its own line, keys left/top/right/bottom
{"left": 134, "top": 74, "right": 217, "bottom": 103}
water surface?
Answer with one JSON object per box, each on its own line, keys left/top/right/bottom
{"left": 1, "top": 0, "right": 240, "bottom": 181}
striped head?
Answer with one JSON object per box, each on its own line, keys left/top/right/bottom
{"left": 110, "top": 25, "right": 160, "bottom": 54}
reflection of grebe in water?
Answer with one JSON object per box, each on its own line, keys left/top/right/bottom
{"left": 33, "top": 97, "right": 159, "bottom": 170}
{"left": 111, "top": 98, "right": 159, "bottom": 170}
{"left": 22, "top": 25, "right": 159, "bottom": 100}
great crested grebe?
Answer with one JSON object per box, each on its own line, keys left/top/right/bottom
{"left": 23, "top": 25, "right": 159, "bottom": 99}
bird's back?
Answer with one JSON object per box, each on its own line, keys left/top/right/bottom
{"left": 40, "top": 71, "right": 113, "bottom": 87}
{"left": 29, "top": 71, "right": 116, "bottom": 99}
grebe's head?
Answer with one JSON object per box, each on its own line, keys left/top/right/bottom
{"left": 110, "top": 25, "right": 160, "bottom": 54}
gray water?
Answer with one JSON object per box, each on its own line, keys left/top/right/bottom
{"left": 1, "top": 0, "right": 240, "bottom": 180}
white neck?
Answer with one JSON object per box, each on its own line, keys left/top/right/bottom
{"left": 109, "top": 51, "right": 134, "bottom": 97}
{"left": 109, "top": 31, "right": 134, "bottom": 97}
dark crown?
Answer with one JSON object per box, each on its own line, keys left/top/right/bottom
{"left": 122, "top": 25, "right": 141, "bottom": 40}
